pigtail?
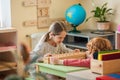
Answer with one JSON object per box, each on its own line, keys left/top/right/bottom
{"left": 33, "top": 32, "right": 50, "bottom": 51}
{"left": 39, "top": 32, "right": 50, "bottom": 44}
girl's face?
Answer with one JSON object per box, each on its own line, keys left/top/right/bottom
{"left": 52, "top": 31, "right": 66, "bottom": 44}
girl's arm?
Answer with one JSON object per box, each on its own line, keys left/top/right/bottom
{"left": 60, "top": 43, "right": 80, "bottom": 53}
{"left": 30, "top": 43, "right": 47, "bottom": 62}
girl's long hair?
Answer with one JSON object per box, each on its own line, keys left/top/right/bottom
{"left": 39, "top": 21, "right": 67, "bottom": 44}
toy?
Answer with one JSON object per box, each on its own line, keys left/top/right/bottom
{"left": 43, "top": 52, "right": 86, "bottom": 64}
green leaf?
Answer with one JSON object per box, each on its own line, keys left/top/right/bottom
{"left": 101, "top": 8, "right": 106, "bottom": 15}
{"left": 86, "top": 2, "right": 114, "bottom": 22}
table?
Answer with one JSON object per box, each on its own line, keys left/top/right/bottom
{"left": 35, "top": 63, "right": 88, "bottom": 78}
{"left": 66, "top": 70, "right": 101, "bottom": 80}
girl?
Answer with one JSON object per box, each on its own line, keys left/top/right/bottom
{"left": 30, "top": 21, "right": 80, "bottom": 61}
{"left": 30, "top": 21, "right": 79, "bottom": 80}
{"left": 50, "top": 37, "right": 113, "bottom": 68}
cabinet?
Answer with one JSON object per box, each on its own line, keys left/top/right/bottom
{"left": 115, "top": 31, "right": 120, "bottom": 49}
{"left": 0, "top": 28, "right": 17, "bottom": 79}
{"left": 63, "top": 30, "right": 115, "bottom": 50}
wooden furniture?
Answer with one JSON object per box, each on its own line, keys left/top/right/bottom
{"left": 35, "top": 63, "right": 88, "bottom": 78}
{"left": 66, "top": 70, "right": 101, "bottom": 80}
{"left": 115, "top": 31, "right": 120, "bottom": 49}
{"left": 91, "top": 59, "right": 120, "bottom": 75}
{"left": 0, "top": 28, "right": 17, "bottom": 79}
{"left": 43, "top": 52, "right": 86, "bottom": 64}
{"left": 63, "top": 30, "right": 115, "bottom": 50}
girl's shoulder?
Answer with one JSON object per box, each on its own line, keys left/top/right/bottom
{"left": 59, "top": 43, "right": 65, "bottom": 46}
{"left": 33, "top": 42, "right": 49, "bottom": 51}
{"left": 38, "top": 42, "right": 48, "bottom": 45}
{"left": 40, "top": 42, "right": 51, "bottom": 48}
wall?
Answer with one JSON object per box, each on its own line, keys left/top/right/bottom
{"left": 11, "top": 0, "right": 120, "bottom": 49}
{"left": 80, "top": 0, "right": 120, "bottom": 31}
{"left": 11, "top": 0, "right": 80, "bottom": 49}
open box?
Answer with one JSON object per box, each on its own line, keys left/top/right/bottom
{"left": 91, "top": 59, "right": 120, "bottom": 75}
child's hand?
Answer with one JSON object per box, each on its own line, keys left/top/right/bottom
{"left": 73, "top": 49, "right": 80, "bottom": 52}
{"left": 44, "top": 53, "right": 52, "bottom": 57}
{"left": 50, "top": 57, "right": 59, "bottom": 64}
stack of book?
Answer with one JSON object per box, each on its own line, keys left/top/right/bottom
{"left": 96, "top": 73, "right": 120, "bottom": 80}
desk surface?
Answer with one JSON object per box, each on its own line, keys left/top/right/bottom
{"left": 36, "top": 63, "right": 88, "bottom": 78}
{"left": 66, "top": 70, "right": 101, "bottom": 80}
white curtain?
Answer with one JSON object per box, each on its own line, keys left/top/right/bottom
{"left": 0, "top": 0, "right": 11, "bottom": 28}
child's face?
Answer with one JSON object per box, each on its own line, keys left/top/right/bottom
{"left": 53, "top": 31, "right": 66, "bottom": 44}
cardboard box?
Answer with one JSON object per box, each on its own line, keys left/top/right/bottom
{"left": 91, "top": 59, "right": 120, "bottom": 75}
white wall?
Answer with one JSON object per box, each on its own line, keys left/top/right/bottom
{"left": 80, "top": 0, "right": 120, "bottom": 31}
{"left": 11, "top": 0, "right": 81, "bottom": 49}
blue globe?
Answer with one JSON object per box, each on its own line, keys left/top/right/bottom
{"left": 65, "top": 3, "right": 86, "bottom": 33}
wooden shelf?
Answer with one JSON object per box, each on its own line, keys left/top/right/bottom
{"left": 116, "top": 31, "right": 120, "bottom": 49}
{"left": 0, "top": 46, "right": 17, "bottom": 52}
{"left": 0, "top": 28, "right": 17, "bottom": 78}
{"left": 0, "top": 28, "right": 17, "bottom": 33}
{"left": 63, "top": 30, "right": 115, "bottom": 50}
{"left": 65, "top": 43, "right": 87, "bottom": 49}
{"left": 0, "top": 61, "right": 17, "bottom": 71}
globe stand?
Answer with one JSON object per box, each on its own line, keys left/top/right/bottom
{"left": 68, "top": 24, "right": 81, "bottom": 33}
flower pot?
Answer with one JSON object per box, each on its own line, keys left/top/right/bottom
{"left": 97, "top": 21, "right": 110, "bottom": 31}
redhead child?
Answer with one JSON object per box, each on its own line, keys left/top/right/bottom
{"left": 30, "top": 21, "right": 79, "bottom": 80}
{"left": 50, "top": 37, "right": 113, "bottom": 68}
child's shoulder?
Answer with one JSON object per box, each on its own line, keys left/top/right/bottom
{"left": 85, "top": 51, "right": 91, "bottom": 58}
{"left": 34, "top": 42, "right": 49, "bottom": 49}
{"left": 85, "top": 51, "right": 90, "bottom": 55}
{"left": 40, "top": 42, "right": 51, "bottom": 47}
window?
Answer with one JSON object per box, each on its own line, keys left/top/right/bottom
{"left": 0, "top": 0, "right": 11, "bottom": 28}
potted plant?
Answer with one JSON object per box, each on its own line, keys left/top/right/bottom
{"left": 86, "top": 2, "right": 114, "bottom": 31}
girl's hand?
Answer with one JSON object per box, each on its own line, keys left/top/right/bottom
{"left": 44, "top": 53, "right": 52, "bottom": 57}
{"left": 50, "top": 57, "right": 59, "bottom": 64}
